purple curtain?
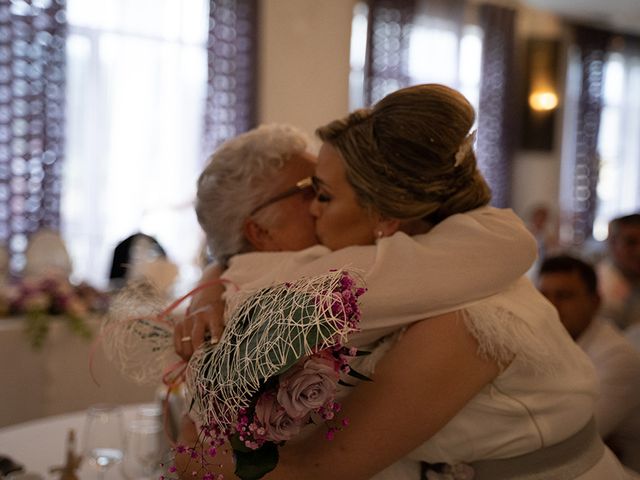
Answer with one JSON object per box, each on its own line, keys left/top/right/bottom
{"left": 567, "top": 26, "right": 611, "bottom": 245}
{"left": 202, "top": 0, "right": 258, "bottom": 157}
{"left": 476, "top": 4, "right": 517, "bottom": 208}
{"left": 0, "top": 0, "right": 66, "bottom": 273}
{"left": 364, "top": 0, "right": 416, "bottom": 106}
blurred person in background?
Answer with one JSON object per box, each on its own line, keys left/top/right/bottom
{"left": 538, "top": 254, "right": 640, "bottom": 473}
{"left": 526, "top": 203, "right": 560, "bottom": 260}
{"left": 597, "top": 213, "right": 640, "bottom": 330}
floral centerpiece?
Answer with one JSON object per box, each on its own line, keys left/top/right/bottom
{"left": 0, "top": 275, "right": 110, "bottom": 349}
{"left": 101, "top": 270, "right": 367, "bottom": 480}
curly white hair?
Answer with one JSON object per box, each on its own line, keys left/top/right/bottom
{"left": 195, "top": 124, "right": 310, "bottom": 265}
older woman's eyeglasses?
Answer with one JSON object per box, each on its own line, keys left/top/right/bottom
{"left": 250, "top": 177, "right": 315, "bottom": 216}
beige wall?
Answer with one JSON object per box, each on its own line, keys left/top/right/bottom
{"left": 258, "top": 0, "right": 358, "bottom": 145}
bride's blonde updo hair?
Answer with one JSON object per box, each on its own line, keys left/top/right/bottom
{"left": 316, "top": 84, "right": 491, "bottom": 224}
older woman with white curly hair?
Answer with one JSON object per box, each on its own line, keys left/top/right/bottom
{"left": 174, "top": 124, "right": 319, "bottom": 357}
{"left": 195, "top": 123, "right": 318, "bottom": 266}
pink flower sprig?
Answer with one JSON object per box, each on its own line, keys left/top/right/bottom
{"left": 329, "top": 272, "right": 366, "bottom": 330}
{"left": 326, "top": 417, "right": 350, "bottom": 441}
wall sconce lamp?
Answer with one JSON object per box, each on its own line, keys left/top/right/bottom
{"left": 521, "top": 38, "right": 560, "bottom": 150}
{"left": 529, "top": 90, "right": 558, "bottom": 111}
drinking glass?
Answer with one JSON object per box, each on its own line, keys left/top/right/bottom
{"left": 83, "top": 404, "right": 125, "bottom": 480}
{"left": 124, "top": 419, "right": 163, "bottom": 479}
{"left": 134, "top": 403, "right": 170, "bottom": 458}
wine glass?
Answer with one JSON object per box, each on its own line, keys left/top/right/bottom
{"left": 83, "top": 404, "right": 125, "bottom": 480}
{"left": 124, "top": 419, "right": 164, "bottom": 479}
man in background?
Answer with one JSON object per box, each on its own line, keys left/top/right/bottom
{"left": 597, "top": 213, "right": 640, "bottom": 330}
{"left": 538, "top": 254, "right": 640, "bottom": 473}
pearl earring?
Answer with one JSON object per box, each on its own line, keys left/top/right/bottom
{"left": 375, "top": 230, "right": 384, "bottom": 239}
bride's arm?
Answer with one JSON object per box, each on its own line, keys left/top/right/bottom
{"left": 271, "top": 312, "right": 500, "bottom": 479}
{"left": 176, "top": 311, "right": 500, "bottom": 480}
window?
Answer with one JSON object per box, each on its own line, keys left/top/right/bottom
{"left": 349, "top": 2, "right": 483, "bottom": 113}
{"left": 592, "top": 51, "right": 640, "bottom": 240}
{"left": 63, "top": 0, "right": 209, "bottom": 290}
{"left": 408, "top": 20, "right": 482, "bottom": 112}
{"left": 349, "top": 2, "right": 368, "bottom": 111}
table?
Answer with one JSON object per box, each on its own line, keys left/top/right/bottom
{"left": 0, "top": 317, "right": 160, "bottom": 428}
{"left": 0, "top": 405, "right": 144, "bottom": 479}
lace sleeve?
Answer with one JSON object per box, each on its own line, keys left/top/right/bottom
{"left": 462, "top": 286, "right": 561, "bottom": 375}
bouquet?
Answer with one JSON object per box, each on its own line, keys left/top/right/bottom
{"left": 101, "top": 270, "right": 367, "bottom": 480}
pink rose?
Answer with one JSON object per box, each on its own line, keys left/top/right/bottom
{"left": 276, "top": 354, "right": 339, "bottom": 420}
{"left": 254, "top": 392, "right": 302, "bottom": 443}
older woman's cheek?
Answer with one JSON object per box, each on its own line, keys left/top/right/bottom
{"left": 309, "top": 196, "right": 322, "bottom": 219}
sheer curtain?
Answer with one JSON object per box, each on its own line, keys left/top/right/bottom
{"left": 407, "top": 0, "right": 481, "bottom": 109}
{"left": 559, "top": 26, "right": 611, "bottom": 245}
{"left": 363, "top": 0, "right": 416, "bottom": 107}
{"left": 591, "top": 36, "right": 640, "bottom": 240}
{"left": 476, "top": 4, "right": 517, "bottom": 208}
{"left": 202, "top": 0, "right": 258, "bottom": 157}
{"left": 354, "top": 0, "right": 482, "bottom": 111}
{"left": 0, "top": 0, "right": 67, "bottom": 274}
{"left": 63, "top": 0, "right": 209, "bottom": 289}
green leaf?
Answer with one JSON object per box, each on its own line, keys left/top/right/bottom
{"left": 67, "top": 315, "right": 93, "bottom": 340}
{"left": 347, "top": 368, "right": 372, "bottom": 382}
{"left": 338, "top": 379, "right": 355, "bottom": 387}
{"left": 230, "top": 289, "right": 334, "bottom": 378}
{"left": 23, "top": 313, "right": 93, "bottom": 350}
{"left": 234, "top": 442, "right": 279, "bottom": 480}
{"left": 24, "top": 312, "right": 49, "bottom": 350}
{"left": 230, "top": 434, "right": 252, "bottom": 453}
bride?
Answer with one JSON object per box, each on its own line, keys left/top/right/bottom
{"left": 175, "top": 84, "right": 627, "bottom": 479}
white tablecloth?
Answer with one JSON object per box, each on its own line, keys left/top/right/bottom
{"left": 0, "top": 405, "right": 141, "bottom": 479}
{"left": 0, "top": 317, "right": 160, "bottom": 428}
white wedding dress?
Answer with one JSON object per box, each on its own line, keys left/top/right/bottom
{"left": 355, "top": 279, "right": 629, "bottom": 479}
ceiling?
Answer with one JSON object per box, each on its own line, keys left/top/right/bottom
{"left": 523, "top": 0, "right": 640, "bottom": 35}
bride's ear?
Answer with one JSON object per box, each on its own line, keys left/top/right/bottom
{"left": 373, "top": 218, "right": 401, "bottom": 238}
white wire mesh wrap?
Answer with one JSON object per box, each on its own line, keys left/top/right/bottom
{"left": 101, "top": 280, "right": 178, "bottom": 384}
{"left": 185, "top": 270, "right": 362, "bottom": 430}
